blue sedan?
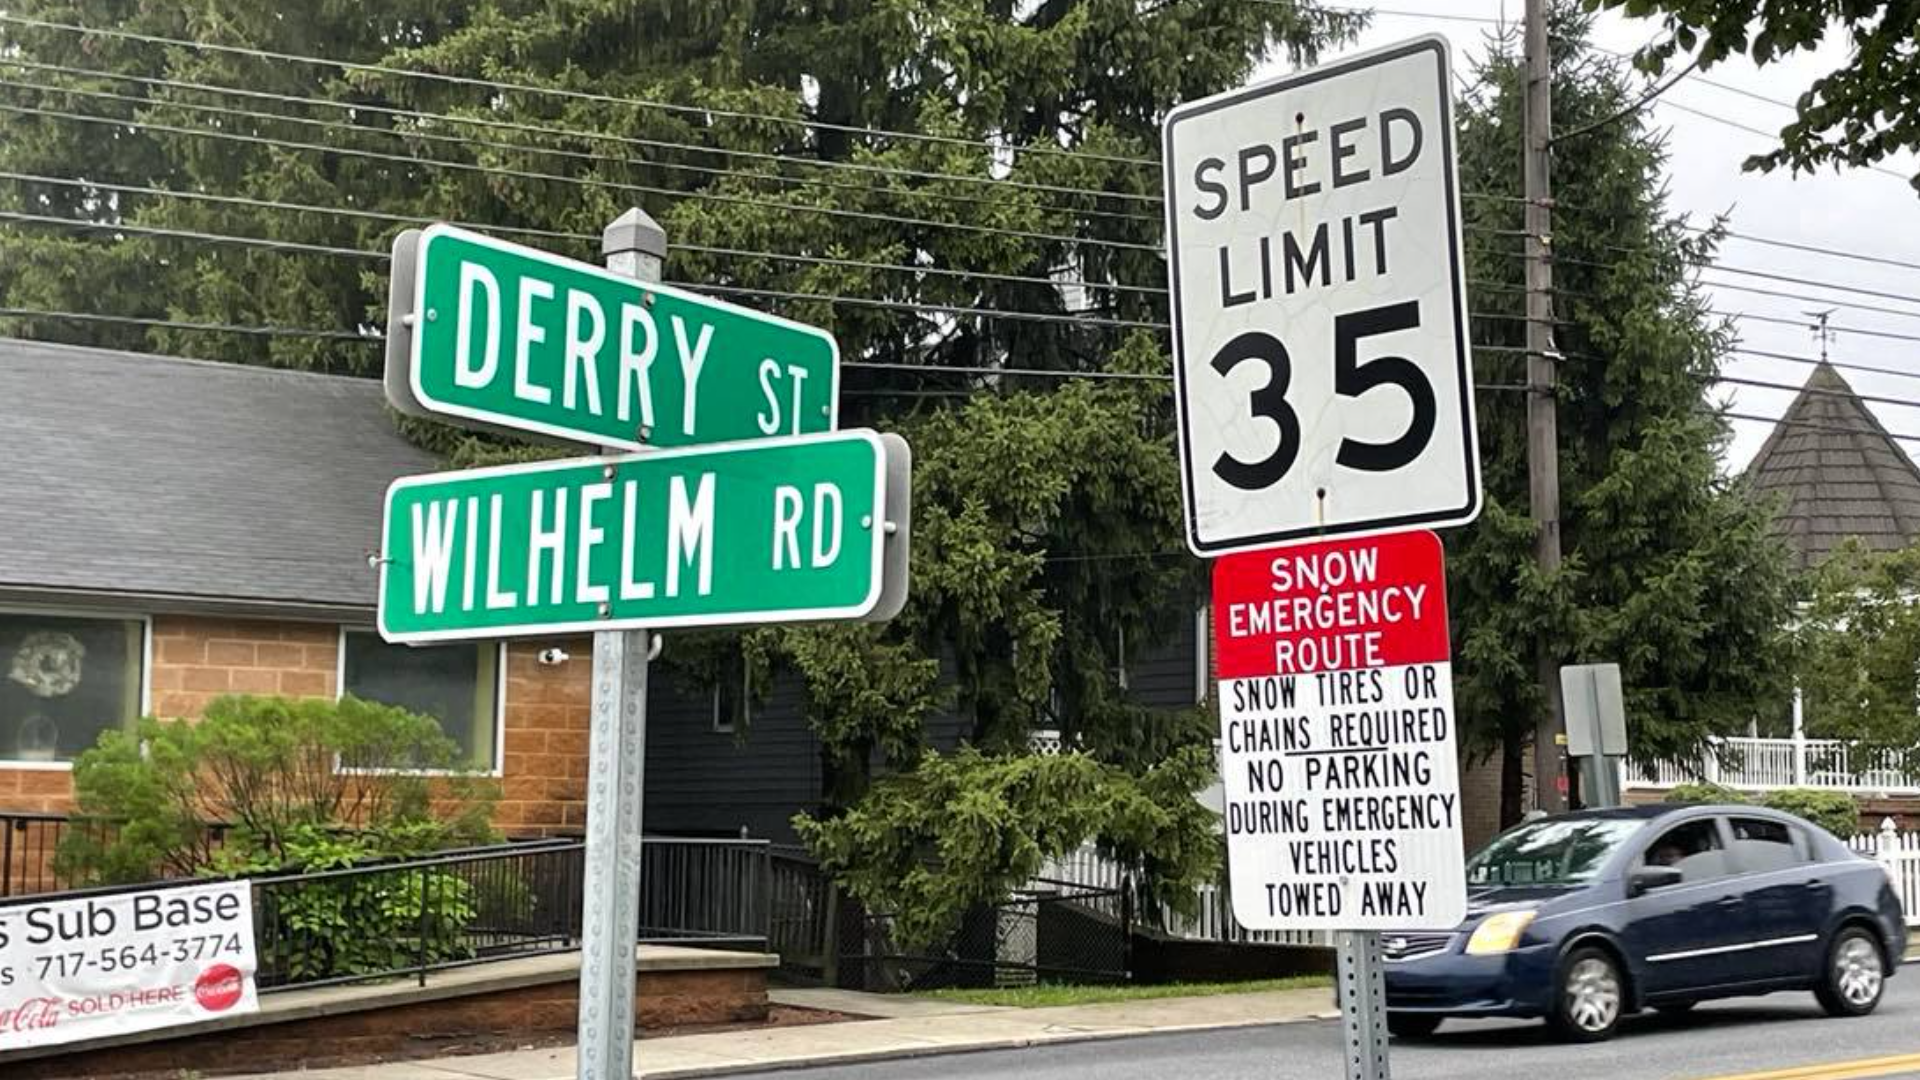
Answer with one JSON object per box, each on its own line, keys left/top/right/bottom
{"left": 1383, "top": 803, "right": 1906, "bottom": 1041}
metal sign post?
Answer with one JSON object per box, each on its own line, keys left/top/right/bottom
{"left": 1336, "top": 932, "right": 1390, "bottom": 1080}
{"left": 576, "top": 208, "right": 665, "bottom": 1080}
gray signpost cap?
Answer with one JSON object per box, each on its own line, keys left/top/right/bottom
{"left": 602, "top": 207, "right": 667, "bottom": 259}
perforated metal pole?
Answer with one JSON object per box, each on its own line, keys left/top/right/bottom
{"left": 1336, "top": 932, "right": 1390, "bottom": 1080}
{"left": 576, "top": 207, "right": 666, "bottom": 1080}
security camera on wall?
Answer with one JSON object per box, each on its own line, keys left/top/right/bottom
{"left": 537, "top": 647, "right": 570, "bottom": 666}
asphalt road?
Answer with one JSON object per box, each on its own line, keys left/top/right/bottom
{"left": 756, "top": 976, "right": 1920, "bottom": 1080}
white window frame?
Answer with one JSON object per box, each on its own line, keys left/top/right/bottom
{"left": 0, "top": 605, "right": 152, "bottom": 771}
{"left": 335, "top": 627, "right": 507, "bottom": 777}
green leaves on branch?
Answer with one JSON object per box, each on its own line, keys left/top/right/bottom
{"left": 794, "top": 744, "right": 1218, "bottom": 949}
{"left": 1792, "top": 540, "right": 1920, "bottom": 760}
{"left": 58, "top": 694, "right": 499, "bottom": 886}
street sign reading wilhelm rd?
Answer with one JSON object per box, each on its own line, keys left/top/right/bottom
{"left": 385, "top": 224, "right": 839, "bottom": 451}
{"left": 377, "top": 430, "right": 908, "bottom": 644}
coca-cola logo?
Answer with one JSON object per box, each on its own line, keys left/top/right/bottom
{"left": 193, "top": 965, "right": 244, "bottom": 1012}
{"left": 0, "top": 996, "right": 61, "bottom": 1033}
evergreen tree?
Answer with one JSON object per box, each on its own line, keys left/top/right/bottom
{"left": 0, "top": 1, "right": 1358, "bottom": 940}
{"left": 1452, "top": 10, "right": 1795, "bottom": 822}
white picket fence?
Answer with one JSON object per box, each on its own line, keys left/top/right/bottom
{"left": 1850, "top": 819, "right": 1920, "bottom": 927}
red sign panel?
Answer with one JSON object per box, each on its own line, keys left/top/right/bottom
{"left": 1213, "top": 530, "right": 1450, "bottom": 679}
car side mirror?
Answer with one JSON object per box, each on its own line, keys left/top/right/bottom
{"left": 1629, "top": 865, "right": 1684, "bottom": 897}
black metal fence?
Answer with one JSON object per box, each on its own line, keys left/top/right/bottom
{"left": 0, "top": 832, "right": 776, "bottom": 993}
{"left": 0, "top": 810, "right": 231, "bottom": 898}
{"left": 769, "top": 845, "right": 833, "bottom": 982}
{"left": 841, "top": 881, "right": 1133, "bottom": 992}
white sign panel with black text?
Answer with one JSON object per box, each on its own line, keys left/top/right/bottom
{"left": 1164, "top": 37, "right": 1480, "bottom": 555}
{"left": 1212, "top": 530, "right": 1466, "bottom": 931}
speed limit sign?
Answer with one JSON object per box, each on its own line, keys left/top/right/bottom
{"left": 1163, "top": 37, "right": 1480, "bottom": 555}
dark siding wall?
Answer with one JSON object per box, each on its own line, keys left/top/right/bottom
{"left": 1126, "top": 607, "right": 1204, "bottom": 712}
{"left": 643, "top": 666, "right": 821, "bottom": 844}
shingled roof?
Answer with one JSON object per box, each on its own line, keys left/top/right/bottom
{"left": 0, "top": 338, "right": 439, "bottom": 617}
{"left": 1745, "top": 361, "right": 1920, "bottom": 570}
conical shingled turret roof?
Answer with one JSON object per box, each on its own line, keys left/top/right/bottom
{"left": 1745, "top": 362, "right": 1920, "bottom": 570}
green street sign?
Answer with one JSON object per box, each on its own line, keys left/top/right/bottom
{"left": 377, "top": 431, "right": 910, "bottom": 644}
{"left": 384, "top": 224, "right": 839, "bottom": 450}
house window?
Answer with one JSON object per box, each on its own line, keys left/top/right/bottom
{"left": 340, "top": 631, "right": 501, "bottom": 772}
{"left": 0, "top": 611, "right": 145, "bottom": 765}
{"left": 713, "top": 652, "right": 750, "bottom": 734}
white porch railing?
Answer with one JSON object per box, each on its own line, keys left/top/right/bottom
{"left": 1629, "top": 736, "right": 1920, "bottom": 795}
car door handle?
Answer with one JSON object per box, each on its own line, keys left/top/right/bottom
{"left": 1804, "top": 880, "right": 1830, "bottom": 891}
{"left": 1715, "top": 896, "right": 1741, "bottom": 908}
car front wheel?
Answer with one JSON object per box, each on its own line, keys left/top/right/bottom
{"left": 1550, "top": 946, "right": 1625, "bottom": 1042}
{"left": 1815, "top": 927, "right": 1886, "bottom": 1018}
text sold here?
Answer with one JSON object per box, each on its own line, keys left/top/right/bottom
{"left": 1211, "top": 530, "right": 1466, "bottom": 932}
{"left": 377, "top": 431, "right": 902, "bottom": 644}
{"left": 392, "top": 224, "right": 839, "bottom": 451}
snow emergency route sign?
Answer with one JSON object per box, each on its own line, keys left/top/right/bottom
{"left": 1213, "top": 529, "right": 1465, "bottom": 931}
{"left": 1163, "top": 36, "right": 1480, "bottom": 555}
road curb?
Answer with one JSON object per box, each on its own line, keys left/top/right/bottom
{"left": 634, "top": 1009, "right": 1344, "bottom": 1079}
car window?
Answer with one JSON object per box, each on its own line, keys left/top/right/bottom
{"left": 1729, "top": 816, "right": 1805, "bottom": 874}
{"left": 1644, "top": 818, "right": 1729, "bottom": 883}
{"left": 1466, "top": 817, "right": 1646, "bottom": 886}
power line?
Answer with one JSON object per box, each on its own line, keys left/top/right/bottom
{"left": 0, "top": 56, "right": 1164, "bottom": 211}
{"left": 0, "top": 13, "right": 1161, "bottom": 169}
{"left": 1690, "top": 279, "right": 1920, "bottom": 325}
{"left": 0, "top": 214, "right": 1164, "bottom": 331}
{"left": 0, "top": 308, "right": 377, "bottom": 341}
{"left": 0, "top": 99, "right": 1163, "bottom": 253}
{"left": 0, "top": 70, "right": 1159, "bottom": 226}
{"left": 1717, "top": 309, "right": 1920, "bottom": 347}
{"left": 1723, "top": 409, "right": 1920, "bottom": 446}
{"left": 1650, "top": 97, "right": 1914, "bottom": 183}
{"left": 0, "top": 171, "right": 1162, "bottom": 296}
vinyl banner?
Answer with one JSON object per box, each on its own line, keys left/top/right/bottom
{"left": 0, "top": 879, "right": 258, "bottom": 1049}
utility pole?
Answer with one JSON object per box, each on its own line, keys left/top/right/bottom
{"left": 576, "top": 207, "right": 666, "bottom": 1080}
{"left": 1523, "top": 0, "right": 1566, "bottom": 813}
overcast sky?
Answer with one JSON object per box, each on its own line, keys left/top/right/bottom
{"left": 1255, "top": 2, "right": 1920, "bottom": 473}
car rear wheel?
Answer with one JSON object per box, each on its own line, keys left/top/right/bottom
{"left": 1388, "top": 1014, "right": 1442, "bottom": 1039}
{"left": 1550, "top": 947, "right": 1624, "bottom": 1042}
{"left": 1815, "top": 927, "right": 1886, "bottom": 1018}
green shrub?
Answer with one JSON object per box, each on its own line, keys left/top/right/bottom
{"left": 1760, "top": 789, "right": 1862, "bottom": 838}
{"left": 239, "top": 827, "right": 477, "bottom": 983}
{"left": 57, "top": 694, "right": 499, "bottom": 885}
{"left": 1661, "top": 781, "right": 1749, "bottom": 806}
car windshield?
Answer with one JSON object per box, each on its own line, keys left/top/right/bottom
{"left": 1466, "top": 817, "right": 1647, "bottom": 886}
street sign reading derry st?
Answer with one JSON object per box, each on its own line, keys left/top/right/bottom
{"left": 377, "top": 430, "right": 908, "bottom": 644}
{"left": 1212, "top": 530, "right": 1465, "bottom": 931}
{"left": 1163, "top": 37, "right": 1480, "bottom": 554}
{"left": 385, "top": 224, "right": 839, "bottom": 451}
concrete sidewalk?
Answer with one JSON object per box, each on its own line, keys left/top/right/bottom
{"left": 219, "top": 985, "right": 1338, "bottom": 1080}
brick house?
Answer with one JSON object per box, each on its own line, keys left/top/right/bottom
{"left": 0, "top": 338, "right": 1209, "bottom": 845}
{"left": 0, "top": 339, "right": 595, "bottom": 830}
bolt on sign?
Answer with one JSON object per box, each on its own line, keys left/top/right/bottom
{"left": 385, "top": 224, "right": 840, "bottom": 451}
{"left": 1212, "top": 529, "right": 1465, "bottom": 931}
{"left": 1163, "top": 37, "right": 1480, "bottom": 555}
{"left": 377, "top": 431, "right": 909, "bottom": 644}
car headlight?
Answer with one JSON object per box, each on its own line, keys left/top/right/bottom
{"left": 1465, "top": 910, "right": 1537, "bottom": 955}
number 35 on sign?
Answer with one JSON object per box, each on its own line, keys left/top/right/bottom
{"left": 1163, "top": 37, "right": 1480, "bottom": 555}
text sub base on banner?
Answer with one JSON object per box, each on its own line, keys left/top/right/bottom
{"left": 0, "top": 880, "right": 259, "bottom": 1050}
